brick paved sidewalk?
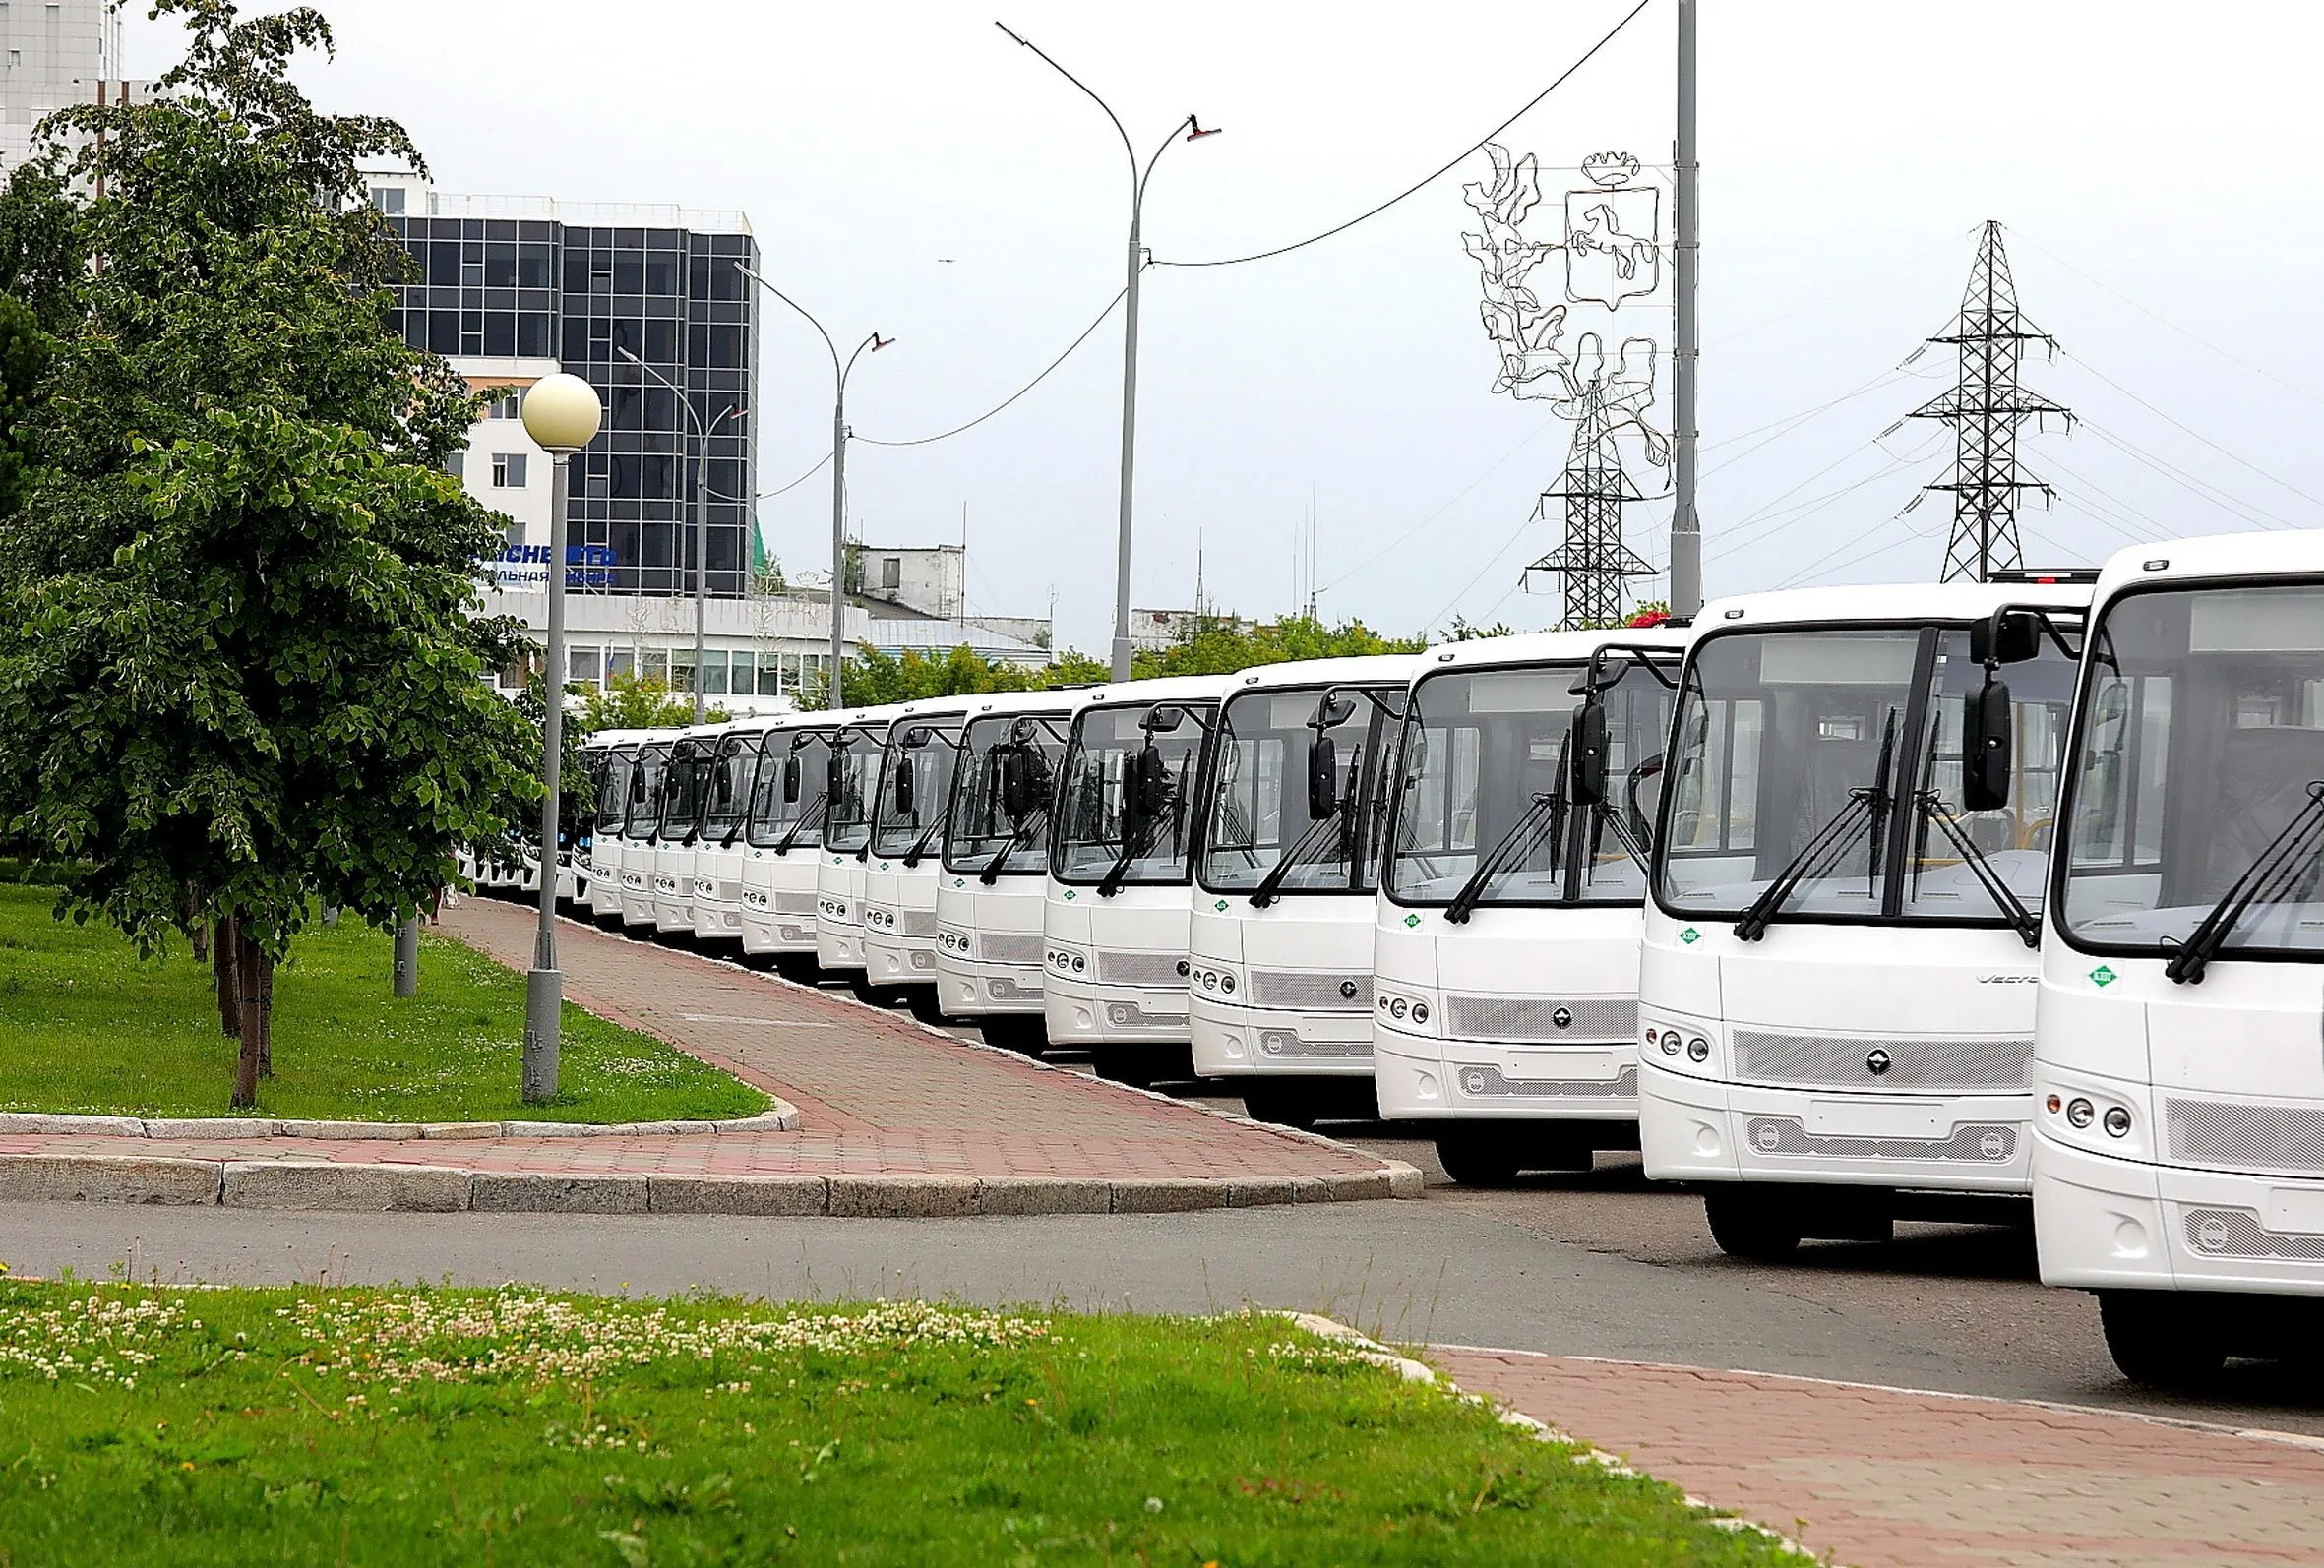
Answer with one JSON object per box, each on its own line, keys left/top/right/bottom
{"left": 0, "top": 898, "right": 1410, "bottom": 1214}
{"left": 1433, "top": 1347, "right": 2324, "bottom": 1567}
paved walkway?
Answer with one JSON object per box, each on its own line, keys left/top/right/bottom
{"left": 0, "top": 899, "right": 1411, "bottom": 1212}
{"left": 1434, "top": 1348, "right": 2324, "bottom": 1568}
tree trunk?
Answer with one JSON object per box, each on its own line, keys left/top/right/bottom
{"left": 230, "top": 931, "right": 262, "bottom": 1110}
{"left": 256, "top": 948, "right": 275, "bottom": 1078}
{"left": 214, "top": 916, "right": 240, "bottom": 1039}
{"left": 188, "top": 889, "right": 210, "bottom": 963}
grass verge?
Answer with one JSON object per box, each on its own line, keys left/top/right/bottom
{"left": 0, "top": 883, "right": 769, "bottom": 1124}
{"left": 0, "top": 1283, "right": 1797, "bottom": 1566}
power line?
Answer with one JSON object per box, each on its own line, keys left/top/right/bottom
{"left": 855, "top": 287, "right": 1127, "bottom": 447}
{"left": 1151, "top": 0, "right": 1655, "bottom": 270}
{"left": 1704, "top": 228, "right": 1977, "bottom": 351}
{"left": 2057, "top": 346, "right": 2324, "bottom": 517}
{"left": 1315, "top": 412, "right": 1568, "bottom": 593}
{"left": 758, "top": 452, "right": 830, "bottom": 500}
{"left": 1426, "top": 512, "right": 1541, "bottom": 633}
{"left": 2072, "top": 419, "right": 2297, "bottom": 531}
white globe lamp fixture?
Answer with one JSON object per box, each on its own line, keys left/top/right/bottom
{"left": 521, "top": 372, "right": 603, "bottom": 455}
{"left": 519, "top": 370, "right": 602, "bottom": 1104}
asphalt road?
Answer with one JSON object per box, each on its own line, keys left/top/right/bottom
{"left": 6, "top": 964, "right": 2318, "bottom": 1441}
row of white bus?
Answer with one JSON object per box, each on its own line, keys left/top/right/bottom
{"left": 503, "top": 529, "right": 2323, "bottom": 1389}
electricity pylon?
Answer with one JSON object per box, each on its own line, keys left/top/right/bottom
{"left": 1909, "top": 221, "right": 2070, "bottom": 581}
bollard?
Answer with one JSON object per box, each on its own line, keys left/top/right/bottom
{"left": 393, "top": 916, "right": 419, "bottom": 997}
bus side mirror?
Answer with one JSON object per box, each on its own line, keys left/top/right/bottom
{"left": 894, "top": 757, "right": 917, "bottom": 815}
{"left": 782, "top": 754, "right": 802, "bottom": 803}
{"left": 1570, "top": 702, "right": 1611, "bottom": 807}
{"left": 1000, "top": 749, "right": 1033, "bottom": 820}
{"left": 826, "top": 756, "right": 845, "bottom": 799}
{"left": 1963, "top": 677, "right": 2013, "bottom": 813}
{"left": 1971, "top": 610, "right": 2042, "bottom": 667}
{"left": 1307, "top": 734, "right": 1340, "bottom": 820}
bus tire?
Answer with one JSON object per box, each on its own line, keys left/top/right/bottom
{"left": 2099, "top": 1291, "right": 2227, "bottom": 1391}
{"left": 1435, "top": 1130, "right": 1523, "bottom": 1187}
{"left": 1241, "top": 1083, "right": 1320, "bottom": 1131}
{"left": 1703, "top": 1186, "right": 1804, "bottom": 1260}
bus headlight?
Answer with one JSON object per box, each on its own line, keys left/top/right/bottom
{"left": 1685, "top": 1036, "right": 1710, "bottom": 1062}
{"left": 1409, "top": 1001, "right": 1426, "bottom": 1023}
{"left": 2066, "top": 1098, "right": 2096, "bottom": 1129}
{"left": 2103, "top": 1106, "right": 2132, "bottom": 1138}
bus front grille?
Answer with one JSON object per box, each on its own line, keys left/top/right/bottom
{"left": 1097, "top": 951, "right": 1184, "bottom": 988}
{"left": 2166, "top": 1099, "right": 2324, "bottom": 1175}
{"left": 1446, "top": 995, "right": 1635, "bottom": 1043}
{"left": 1251, "top": 970, "right": 1373, "bottom": 1011}
{"left": 1733, "top": 1031, "right": 2031, "bottom": 1093}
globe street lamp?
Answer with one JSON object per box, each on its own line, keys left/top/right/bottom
{"left": 519, "top": 371, "right": 603, "bottom": 1104}
{"left": 616, "top": 346, "right": 740, "bottom": 723}
{"left": 998, "top": 23, "right": 1218, "bottom": 680}
{"left": 733, "top": 262, "right": 888, "bottom": 710}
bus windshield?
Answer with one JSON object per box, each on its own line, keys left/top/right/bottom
{"left": 622, "top": 743, "right": 673, "bottom": 841}
{"left": 945, "top": 712, "right": 1069, "bottom": 876}
{"left": 1052, "top": 701, "right": 1216, "bottom": 886}
{"left": 823, "top": 727, "right": 887, "bottom": 855}
{"left": 1201, "top": 684, "right": 1400, "bottom": 895}
{"left": 658, "top": 739, "right": 708, "bottom": 842}
{"left": 747, "top": 728, "right": 835, "bottom": 849}
{"left": 701, "top": 733, "right": 759, "bottom": 842}
{"left": 1659, "top": 623, "right": 2076, "bottom": 925}
{"left": 2059, "top": 582, "right": 2324, "bottom": 958}
{"left": 1387, "top": 657, "right": 1673, "bottom": 908}
{"left": 593, "top": 747, "right": 635, "bottom": 838}
{"left": 871, "top": 721, "right": 966, "bottom": 860}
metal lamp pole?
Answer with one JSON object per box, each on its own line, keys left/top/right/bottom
{"left": 733, "top": 261, "right": 887, "bottom": 710}
{"left": 1668, "top": 0, "right": 1703, "bottom": 617}
{"left": 617, "top": 347, "right": 739, "bottom": 723}
{"left": 998, "top": 23, "right": 1217, "bottom": 682}
{"left": 518, "top": 372, "right": 604, "bottom": 1104}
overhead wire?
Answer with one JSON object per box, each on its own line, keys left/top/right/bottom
{"left": 855, "top": 287, "right": 1128, "bottom": 447}
{"left": 1316, "top": 411, "right": 1567, "bottom": 593}
{"left": 758, "top": 452, "right": 831, "bottom": 500}
{"left": 1151, "top": 0, "right": 1655, "bottom": 270}
{"left": 2057, "top": 347, "right": 2324, "bottom": 517}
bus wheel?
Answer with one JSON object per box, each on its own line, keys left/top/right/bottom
{"left": 1092, "top": 1050, "right": 1160, "bottom": 1090}
{"left": 979, "top": 1015, "right": 1048, "bottom": 1056}
{"left": 1435, "top": 1130, "right": 1523, "bottom": 1187}
{"left": 2099, "top": 1292, "right": 2228, "bottom": 1391}
{"left": 1703, "top": 1186, "right": 1804, "bottom": 1260}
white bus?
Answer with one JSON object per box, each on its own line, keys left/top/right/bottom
{"left": 815, "top": 705, "right": 904, "bottom": 978}
{"left": 934, "top": 690, "right": 1087, "bottom": 1051}
{"left": 688, "top": 718, "right": 779, "bottom": 946}
{"left": 2033, "top": 531, "right": 2324, "bottom": 1385}
{"left": 616, "top": 734, "right": 678, "bottom": 932}
{"left": 1044, "top": 674, "right": 1236, "bottom": 1086}
{"left": 650, "top": 720, "right": 733, "bottom": 935}
{"left": 1639, "top": 578, "right": 2090, "bottom": 1256}
{"left": 1188, "top": 655, "right": 1419, "bottom": 1126}
{"left": 738, "top": 713, "right": 841, "bottom": 966}
{"left": 1372, "top": 630, "right": 1686, "bottom": 1180}
{"left": 862, "top": 697, "right": 980, "bottom": 1007}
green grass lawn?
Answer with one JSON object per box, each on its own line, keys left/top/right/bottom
{"left": 0, "top": 1283, "right": 1796, "bottom": 1566}
{"left": 0, "top": 884, "right": 768, "bottom": 1124}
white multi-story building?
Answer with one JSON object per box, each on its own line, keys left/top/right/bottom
{"left": 1, "top": 0, "right": 153, "bottom": 174}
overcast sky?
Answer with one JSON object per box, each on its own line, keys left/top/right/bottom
{"left": 126, "top": 1, "right": 2324, "bottom": 650}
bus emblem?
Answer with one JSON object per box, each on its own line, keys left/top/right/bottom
{"left": 1680, "top": 928, "right": 1701, "bottom": 945}
{"left": 1865, "top": 1049, "right": 1892, "bottom": 1077}
{"left": 1552, "top": 1007, "right": 1573, "bottom": 1030}
{"left": 1404, "top": 914, "right": 1421, "bottom": 928}
{"left": 1215, "top": 899, "right": 1229, "bottom": 912}
{"left": 2089, "top": 965, "right": 2117, "bottom": 988}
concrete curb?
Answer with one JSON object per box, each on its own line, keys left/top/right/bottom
{"left": 0, "top": 1106, "right": 801, "bottom": 1140}
{"left": 0, "top": 1152, "right": 1424, "bottom": 1217}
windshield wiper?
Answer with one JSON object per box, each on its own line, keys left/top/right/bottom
{"left": 1734, "top": 710, "right": 1896, "bottom": 942}
{"left": 979, "top": 808, "right": 1049, "bottom": 885}
{"left": 771, "top": 794, "right": 830, "bottom": 856}
{"left": 1914, "top": 792, "right": 2039, "bottom": 947}
{"left": 1097, "top": 812, "right": 1168, "bottom": 899}
{"left": 2166, "top": 780, "right": 2324, "bottom": 985}
{"left": 1445, "top": 789, "right": 1566, "bottom": 927}
{"left": 899, "top": 817, "right": 946, "bottom": 869}
{"left": 1249, "top": 807, "right": 1351, "bottom": 909}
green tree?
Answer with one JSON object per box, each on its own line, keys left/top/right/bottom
{"left": 0, "top": 293, "right": 48, "bottom": 524}
{"left": 575, "top": 672, "right": 727, "bottom": 735}
{"left": 1131, "top": 613, "right": 1426, "bottom": 678}
{"left": 0, "top": 1, "right": 537, "bottom": 1107}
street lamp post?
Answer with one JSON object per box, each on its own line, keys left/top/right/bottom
{"left": 617, "top": 346, "right": 739, "bottom": 723}
{"left": 999, "top": 24, "right": 1217, "bottom": 682}
{"left": 518, "top": 371, "right": 603, "bottom": 1104}
{"left": 734, "top": 261, "right": 887, "bottom": 711}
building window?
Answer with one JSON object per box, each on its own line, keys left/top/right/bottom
{"left": 729, "top": 651, "right": 754, "bottom": 695}
{"left": 700, "top": 650, "right": 729, "bottom": 695}
{"left": 606, "top": 648, "right": 636, "bottom": 682}
{"left": 490, "top": 452, "right": 527, "bottom": 489}
{"left": 670, "top": 649, "right": 696, "bottom": 694}
{"left": 369, "top": 187, "right": 405, "bottom": 214}
{"left": 642, "top": 649, "right": 669, "bottom": 684}
{"left": 445, "top": 452, "right": 464, "bottom": 479}
{"left": 761, "top": 656, "right": 786, "bottom": 696}
{"left": 568, "top": 646, "right": 601, "bottom": 689}
{"left": 881, "top": 557, "right": 902, "bottom": 590}
{"left": 484, "top": 392, "right": 521, "bottom": 420}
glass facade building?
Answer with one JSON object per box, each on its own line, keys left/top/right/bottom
{"left": 385, "top": 209, "right": 760, "bottom": 599}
